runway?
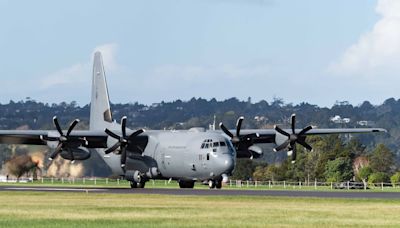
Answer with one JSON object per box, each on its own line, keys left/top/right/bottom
{"left": 1, "top": 185, "right": 400, "bottom": 199}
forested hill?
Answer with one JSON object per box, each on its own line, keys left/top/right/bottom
{"left": 0, "top": 97, "right": 397, "bottom": 155}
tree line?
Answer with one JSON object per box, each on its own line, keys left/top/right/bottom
{"left": 232, "top": 135, "right": 399, "bottom": 185}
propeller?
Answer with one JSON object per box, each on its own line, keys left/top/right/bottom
{"left": 273, "top": 114, "right": 313, "bottom": 163}
{"left": 219, "top": 116, "right": 259, "bottom": 158}
{"left": 104, "top": 116, "right": 145, "bottom": 169}
{"left": 41, "top": 116, "right": 84, "bottom": 162}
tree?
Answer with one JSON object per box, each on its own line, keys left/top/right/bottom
{"left": 231, "top": 159, "right": 255, "bottom": 180}
{"left": 369, "top": 144, "right": 395, "bottom": 175}
{"left": 357, "top": 166, "right": 372, "bottom": 186}
{"left": 368, "top": 172, "right": 389, "bottom": 185}
{"left": 390, "top": 172, "right": 400, "bottom": 187}
{"left": 324, "top": 157, "right": 353, "bottom": 182}
{"left": 253, "top": 165, "right": 267, "bottom": 181}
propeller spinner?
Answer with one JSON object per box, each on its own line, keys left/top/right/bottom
{"left": 273, "top": 114, "right": 313, "bottom": 163}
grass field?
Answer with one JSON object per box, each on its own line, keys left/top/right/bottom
{"left": 2, "top": 179, "right": 400, "bottom": 192}
{"left": 0, "top": 191, "right": 399, "bottom": 227}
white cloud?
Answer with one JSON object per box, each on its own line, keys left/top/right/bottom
{"left": 40, "top": 63, "right": 88, "bottom": 89}
{"left": 330, "top": 0, "right": 400, "bottom": 76}
{"left": 40, "top": 43, "right": 119, "bottom": 89}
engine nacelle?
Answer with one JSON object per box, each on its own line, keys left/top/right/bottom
{"left": 60, "top": 147, "right": 91, "bottom": 161}
{"left": 275, "top": 131, "right": 289, "bottom": 150}
{"left": 248, "top": 145, "right": 263, "bottom": 158}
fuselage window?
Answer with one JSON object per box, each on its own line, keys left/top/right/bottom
{"left": 220, "top": 141, "right": 226, "bottom": 147}
{"left": 213, "top": 142, "right": 219, "bottom": 148}
{"left": 201, "top": 143, "right": 205, "bottom": 149}
{"left": 205, "top": 144, "right": 209, "bottom": 149}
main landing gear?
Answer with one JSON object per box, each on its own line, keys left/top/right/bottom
{"left": 127, "top": 170, "right": 146, "bottom": 188}
{"left": 178, "top": 180, "right": 195, "bottom": 188}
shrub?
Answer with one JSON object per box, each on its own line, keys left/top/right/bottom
{"left": 390, "top": 172, "right": 400, "bottom": 187}
{"left": 368, "top": 172, "right": 389, "bottom": 185}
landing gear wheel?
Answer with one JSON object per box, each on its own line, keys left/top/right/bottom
{"left": 215, "top": 180, "right": 222, "bottom": 189}
{"left": 208, "top": 180, "right": 216, "bottom": 189}
{"left": 130, "top": 180, "right": 146, "bottom": 188}
{"left": 179, "top": 180, "right": 195, "bottom": 188}
{"left": 130, "top": 181, "right": 138, "bottom": 188}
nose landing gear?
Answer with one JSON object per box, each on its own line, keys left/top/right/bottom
{"left": 208, "top": 176, "right": 223, "bottom": 189}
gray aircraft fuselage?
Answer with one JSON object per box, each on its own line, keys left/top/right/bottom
{"left": 98, "top": 129, "right": 236, "bottom": 182}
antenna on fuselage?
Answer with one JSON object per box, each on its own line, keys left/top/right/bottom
{"left": 209, "top": 115, "right": 216, "bottom": 131}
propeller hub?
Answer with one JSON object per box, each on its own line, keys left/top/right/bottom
{"left": 59, "top": 136, "right": 68, "bottom": 142}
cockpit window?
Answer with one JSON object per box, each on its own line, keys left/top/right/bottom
{"left": 225, "top": 139, "right": 235, "bottom": 155}
{"left": 201, "top": 139, "right": 230, "bottom": 149}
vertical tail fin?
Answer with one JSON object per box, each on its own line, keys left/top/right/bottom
{"left": 90, "top": 52, "right": 113, "bottom": 130}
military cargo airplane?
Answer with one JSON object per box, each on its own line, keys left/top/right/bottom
{"left": 0, "top": 52, "right": 386, "bottom": 189}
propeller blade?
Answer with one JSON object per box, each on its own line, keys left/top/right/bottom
{"left": 291, "top": 146, "right": 297, "bottom": 161}
{"left": 49, "top": 143, "right": 63, "bottom": 160}
{"left": 53, "top": 116, "right": 64, "bottom": 136}
{"left": 291, "top": 114, "right": 296, "bottom": 134}
{"left": 105, "top": 128, "right": 121, "bottom": 140}
{"left": 120, "top": 147, "right": 127, "bottom": 168}
{"left": 274, "top": 126, "right": 290, "bottom": 137}
{"left": 298, "top": 125, "right": 313, "bottom": 136}
{"left": 274, "top": 140, "right": 290, "bottom": 152}
{"left": 66, "top": 119, "right": 80, "bottom": 136}
{"left": 121, "top": 116, "right": 127, "bottom": 138}
{"left": 219, "top": 123, "right": 234, "bottom": 138}
{"left": 128, "top": 129, "right": 144, "bottom": 141}
{"left": 236, "top": 116, "right": 244, "bottom": 137}
{"left": 104, "top": 142, "right": 121, "bottom": 154}
{"left": 69, "top": 148, "right": 75, "bottom": 162}
{"left": 297, "top": 140, "right": 313, "bottom": 151}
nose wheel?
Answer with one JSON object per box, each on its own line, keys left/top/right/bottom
{"left": 130, "top": 180, "right": 146, "bottom": 188}
{"left": 208, "top": 177, "right": 223, "bottom": 189}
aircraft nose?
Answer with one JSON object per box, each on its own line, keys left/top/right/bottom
{"left": 223, "top": 157, "right": 235, "bottom": 174}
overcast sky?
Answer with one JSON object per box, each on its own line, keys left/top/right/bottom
{"left": 0, "top": 0, "right": 398, "bottom": 107}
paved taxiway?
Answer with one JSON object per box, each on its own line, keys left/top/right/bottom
{"left": 1, "top": 186, "right": 400, "bottom": 199}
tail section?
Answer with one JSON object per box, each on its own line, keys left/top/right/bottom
{"left": 90, "top": 52, "right": 113, "bottom": 130}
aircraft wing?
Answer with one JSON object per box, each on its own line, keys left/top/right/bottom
{"left": 217, "top": 127, "right": 386, "bottom": 159}
{"left": 0, "top": 130, "right": 108, "bottom": 148}
{"left": 239, "top": 128, "right": 387, "bottom": 137}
